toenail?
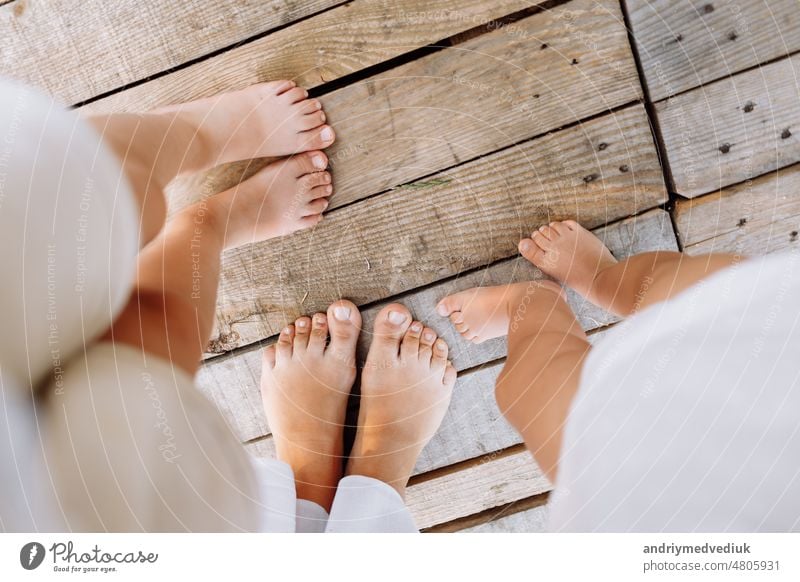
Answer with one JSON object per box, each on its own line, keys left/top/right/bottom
{"left": 321, "top": 127, "right": 334, "bottom": 142}
{"left": 424, "top": 331, "right": 436, "bottom": 342}
{"left": 321, "top": 112, "right": 326, "bottom": 122}
{"left": 304, "top": 90, "right": 309, "bottom": 97}
{"left": 323, "top": 173, "right": 331, "bottom": 183}
{"left": 321, "top": 200, "right": 329, "bottom": 210}
{"left": 410, "top": 322, "right": 422, "bottom": 333}
{"left": 314, "top": 314, "right": 326, "bottom": 324}
{"left": 333, "top": 306, "right": 351, "bottom": 321}
{"left": 296, "top": 319, "right": 308, "bottom": 328}
{"left": 520, "top": 239, "right": 531, "bottom": 252}
{"left": 435, "top": 340, "right": 447, "bottom": 351}
{"left": 282, "top": 327, "right": 291, "bottom": 334}
{"left": 436, "top": 303, "right": 448, "bottom": 316}
{"left": 387, "top": 310, "right": 407, "bottom": 325}
{"left": 312, "top": 155, "right": 326, "bottom": 170}
{"left": 326, "top": 185, "right": 333, "bottom": 194}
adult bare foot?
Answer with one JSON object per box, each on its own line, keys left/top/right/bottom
{"left": 519, "top": 220, "right": 617, "bottom": 306}
{"left": 163, "top": 80, "right": 335, "bottom": 162}
{"left": 347, "top": 304, "right": 456, "bottom": 497}
{"left": 260, "top": 300, "right": 361, "bottom": 511}
{"left": 436, "top": 280, "right": 563, "bottom": 343}
{"left": 207, "top": 150, "right": 333, "bottom": 248}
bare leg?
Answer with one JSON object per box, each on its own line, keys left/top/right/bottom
{"left": 519, "top": 220, "right": 741, "bottom": 316}
{"left": 104, "top": 151, "right": 333, "bottom": 376}
{"left": 260, "top": 301, "right": 361, "bottom": 511}
{"left": 347, "top": 304, "right": 457, "bottom": 497}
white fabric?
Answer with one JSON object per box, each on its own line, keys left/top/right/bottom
{"left": 0, "top": 78, "right": 139, "bottom": 390}
{"left": 250, "top": 460, "right": 416, "bottom": 533}
{"left": 550, "top": 253, "right": 800, "bottom": 532}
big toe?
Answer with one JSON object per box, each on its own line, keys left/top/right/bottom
{"left": 369, "top": 303, "right": 412, "bottom": 358}
{"left": 327, "top": 300, "right": 361, "bottom": 358}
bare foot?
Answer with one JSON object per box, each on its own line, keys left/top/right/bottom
{"left": 519, "top": 220, "right": 617, "bottom": 305}
{"left": 164, "top": 80, "right": 336, "bottom": 162}
{"left": 436, "top": 280, "right": 563, "bottom": 343}
{"left": 207, "top": 150, "right": 333, "bottom": 248}
{"left": 260, "top": 300, "right": 361, "bottom": 511}
{"left": 347, "top": 304, "right": 457, "bottom": 497}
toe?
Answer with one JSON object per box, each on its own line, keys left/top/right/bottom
{"left": 299, "top": 170, "right": 331, "bottom": 191}
{"left": 300, "top": 110, "right": 326, "bottom": 130}
{"left": 296, "top": 125, "right": 336, "bottom": 151}
{"left": 538, "top": 225, "right": 557, "bottom": 240}
{"left": 443, "top": 361, "right": 457, "bottom": 388}
{"left": 293, "top": 316, "right": 312, "bottom": 350}
{"left": 299, "top": 98, "right": 323, "bottom": 114}
{"left": 431, "top": 338, "right": 449, "bottom": 373}
{"left": 308, "top": 184, "right": 333, "bottom": 201}
{"left": 371, "top": 303, "right": 412, "bottom": 357}
{"left": 303, "top": 198, "right": 329, "bottom": 216}
{"left": 262, "top": 344, "right": 277, "bottom": 368}
{"left": 419, "top": 327, "right": 437, "bottom": 363}
{"left": 400, "top": 321, "right": 423, "bottom": 359}
{"left": 308, "top": 312, "right": 329, "bottom": 352}
{"left": 564, "top": 219, "right": 579, "bottom": 231}
{"left": 298, "top": 214, "right": 324, "bottom": 230}
{"left": 261, "top": 80, "right": 295, "bottom": 96}
{"left": 276, "top": 324, "right": 295, "bottom": 360}
{"left": 436, "top": 293, "right": 464, "bottom": 317}
{"left": 291, "top": 151, "right": 328, "bottom": 176}
{"left": 519, "top": 235, "right": 551, "bottom": 268}
{"left": 532, "top": 231, "right": 553, "bottom": 250}
{"left": 282, "top": 86, "right": 309, "bottom": 104}
{"left": 326, "top": 300, "right": 361, "bottom": 361}
{"left": 551, "top": 221, "right": 572, "bottom": 235}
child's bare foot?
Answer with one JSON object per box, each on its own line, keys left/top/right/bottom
{"left": 165, "top": 80, "right": 335, "bottom": 162}
{"left": 519, "top": 220, "right": 617, "bottom": 306}
{"left": 347, "top": 304, "right": 456, "bottom": 497}
{"left": 436, "top": 280, "right": 563, "bottom": 343}
{"left": 207, "top": 150, "right": 333, "bottom": 248}
{"left": 260, "top": 300, "right": 361, "bottom": 511}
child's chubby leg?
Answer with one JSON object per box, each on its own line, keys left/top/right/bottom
{"left": 87, "top": 81, "right": 335, "bottom": 245}
{"left": 518, "top": 220, "right": 741, "bottom": 317}
{"left": 439, "top": 281, "right": 589, "bottom": 480}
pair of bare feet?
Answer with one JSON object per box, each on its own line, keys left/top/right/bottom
{"left": 260, "top": 301, "right": 456, "bottom": 511}
{"left": 437, "top": 219, "right": 619, "bottom": 343}
{"left": 169, "top": 80, "right": 338, "bottom": 247}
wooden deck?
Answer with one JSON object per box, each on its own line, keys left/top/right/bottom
{"left": 4, "top": 0, "right": 798, "bottom": 531}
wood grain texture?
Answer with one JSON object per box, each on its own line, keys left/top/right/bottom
{"left": 198, "top": 208, "right": 676, "bottom": 443}
{"left": 626, "top": 0, "right": 800, "bottom": 101}
{"left": 91, "top": 0, "right": 641, "bottom": 218}
{"left": 458, "top": 504, "right": 549, "bottom": 533}
{"left": 674, "top": 163, "right": 800, "bottom": 255}
{"left": 86, "top": 0, "right": 541, "bottom": 114}
{"left": 0, "top": 0, "right": 343, "bottom": 105}
{"left": 656, "top": 54, "right": 800, "bottom": 197}
{"left": 210, "top": 104, "right": 665, "bottom": 354}
{"left": 246, "top": 439, "right": 550, "bottom": 530}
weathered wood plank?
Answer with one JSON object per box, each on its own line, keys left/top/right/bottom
{"left": 212, "top": 104, "right": 665, "bottom": 353}
{"left": 246, "top": 440, "right": 550, "bottom": 530}
{"left": 198, "top": 208, "right": 676, "bottom": 443}
{"left": 656, "top": 54, "right": 800, "bottom": 198}
{"left": 458, "top": 504, "right": 549, "bottom": 533}
{"left": 86, "top": 0, "right": 542, "bottom": 115}
{"left": 626, "top": 0, "right": 800, "bottom": 101}
{"left": 674, "top": 164, "right": 800, "bottom": 255}
{"left": 92, "top": 0, "right": 641, "bottom": 218}
{"left": 0, "top": 0, "right": 343, "bottom": 105}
